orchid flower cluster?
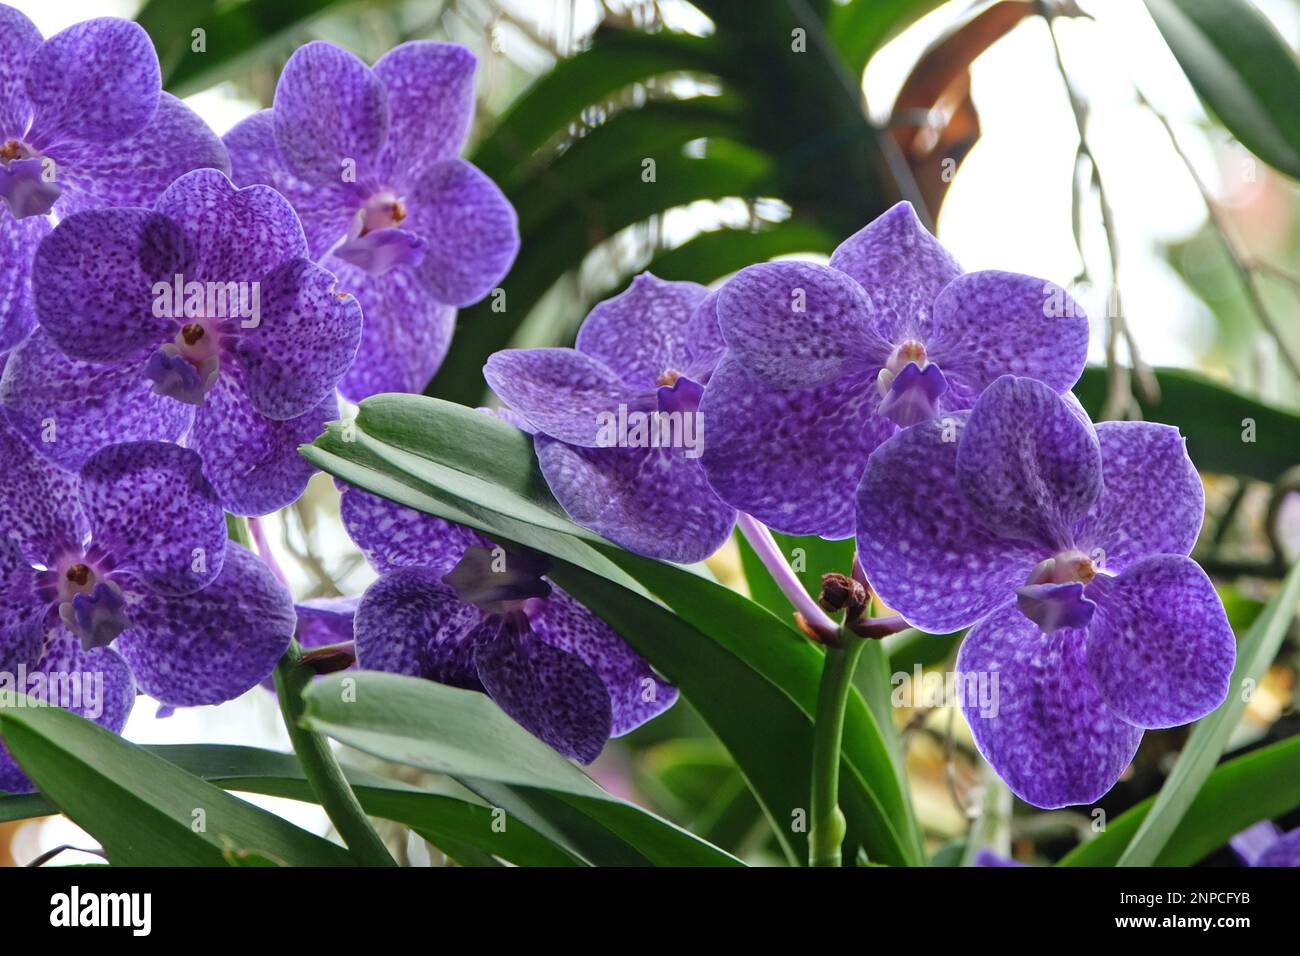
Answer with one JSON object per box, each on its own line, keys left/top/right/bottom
{"left": 0, "top": 5, "right": 1239, "bottom": 831}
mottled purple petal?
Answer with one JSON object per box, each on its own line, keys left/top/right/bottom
{"left": 1084, "top": 554, "right": 1234, "bottom": 729}
{"left": 957, "top": 376, "right": 1101, "bottom": 551}
{"left": 0, "top": 213, "right": 48, "bottom": 352}
{"left": 828, "top": 201, "right": 961, "bottom": 344}
{"left": 190, "top": 381, "right": 332, "bottom": 516}
{"left": 0, "top": 328, "right": 193, "bottom": 471}
{"left": 1076, "top": 422, "right": 1204, "bottom": 572}
{"left": 273, "top": 41, "right": 388, "bottom": 183}
{"left": 334, "top": 261, "right": 456, "bottom": 400}
{"left": 24, "top": 18, "right": 159, "bottom": 146}
{"left": 224, "top": 110, "right": 356, "bottom": 261}
{"left": 716, "top": 261, "right": 886, "bottom": 388}
{"left": 154, "top": 168, "right": 307, "bottom": 284}
{"left": 354, "top": 567, "right": 486, "bottom": 686}
{"left": 406, "top": 158, "right": 518, "bottom": 307}
{"left": 700, "top": 355, "right": 892, "bottom": 539}
{"left": 575, "top": 273, "right": 709, "bottom": 390}
{"left": 484, "top": 348, "right": 650, "bottom": 447}
{"left": 0, "top": 623, "right": 135, "bottom": 794}
{"left": 0, "top": 535, "right": 46, "bottom": 674}
{"left": 475, "top": 615, "right": 612, "bottom": 764}
{"left": 957, "top": 601, "right": 1143, "bottom": 808}
{"left": 536, "top": 437, "right": 735, "bottom": 564}
{"left": 33, "top": 207, "right": 190, "bottom": 362}
{"left": 294, "top": 596, "right": 358, "bottom": 651}
{"left": 117, "top": 542, "right": 294, "bottom": 706}
{"left": 79, "top": 442, "right": 225, "bottom": 597}
{"left": 685, "top": 288, "right": 725, "bottom": 376}
{"left": 855, "top": 411, "right": 1043, "bottom": 633}
{"left": 49, "top": 93, "right": 230, "bottom": 216}
{"left": 928, "top": 271, "right": 1088, "bottom": 403}
{"left": 0, "top": 4, "right": 41, "bottom": 138}
{"left": 339, "top": 483, "right": 484, "bottom": 575}
{"left": 0, "top": 420, "right": 87, "bottom": 565}
{"left": 233, "top": 258, "right": 361, "bottom": 420}
{"left": 373, "top": 41, "right": 476, "bottom": 176}
{"left": 1256, "top": 829, "right": 1300, "bottom": 868}
{"left": 529, "top": 589, "right": 677, "bottom": 736}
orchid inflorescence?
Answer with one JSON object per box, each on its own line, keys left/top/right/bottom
{"left": 0, "top": 5, "right": 1235, "bottom": 829}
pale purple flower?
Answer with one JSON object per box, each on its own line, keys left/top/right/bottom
{"left": 699, "top": 201, "right": 1090, "bottom": 539}
{"left": 342, "top": 484, "right": 677, "bottom": 763}
{"left": 1231, "top": 821, "right": 1300, "bottom": 867}
{"left": 0, "top": 168, "right": 362, "bottom": 515}
{"left": 485, "top": 273, "right": 736, "bottom": 564}
{"left": 224, "top": 40, "right": 519, "bottom": 400}
{"left": 0, "top": 432, "right": 295, "bottom": 792}
{"left": 0, "top": 6, "right": 228, "bottom": 355}
{"left": 855, "top": 376, "right": 1235, "bottom": 807}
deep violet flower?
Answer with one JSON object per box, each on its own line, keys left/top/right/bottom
{"left": 0, "top": 6, "right": 229, "bottom": 354}
{"left": 699, "top": 201, "right": 1090, "bottom": 539}
{"left": 0, "top": 167, "right": 362, "bottom": 515}
{"left": 341, "top": 484, "right": 677, "bottom": 763}
{"left": 0, "top": 433, "right": 295, "bottom": 791}
{"left": 1230, "top": 821, "right": 1300, "bottom": 867}
{"left": 224, "top": 40, "right": 519, "bottom": 400}
{"left": 484, "top": 273, "right": 736, "bottom": 564}
{"left": 855, "top": 375, "right": 1235, "bottom": 808}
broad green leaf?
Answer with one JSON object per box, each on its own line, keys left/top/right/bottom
{"left": 0, "top": 743, "right": 577, "bottom": 867}
{"left": 646, "top": 221, "right": 838, "bottom": 285}
{"left": 1075, "top": 366, "right": 1300, "bottom": 481}
{"left": 1114, "top": 558, "right": 1300, "bottom": 866}
{"left": 0, "top": 699, "right": 352, "bottom": 866}
{"left": 137, "top": 0, "right": 355, "bottom": 97}
{"left": 826, "top": 0, "right": 951, "bottom": 75}
{"left": 300, "top": 672, "right": 743, "bottom": 866}
{"left": 302, "top": 393, "right": 926, "bottom": 865}
{"left": 1061, "top": 734, "right": 1300, "bottom": 867}
{"left": 1145, "top": 0, "right": 1300, "bottom": 179}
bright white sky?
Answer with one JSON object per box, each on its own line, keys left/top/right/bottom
{"left": 7, "top": 0, "right": 1297, "bottom": 863}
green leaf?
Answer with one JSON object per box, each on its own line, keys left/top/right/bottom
{"left": 1112, "top": 557, "right": 1300, "bottom": 866}
{"left": 645, "top": 221, "right": 838, "bottom": 285}
{"left": 0, "top": 743, "right": 578, "bottom": 867}
{"left": 1145, "top": 0, "right": 1300, "bottom": 179}
{"left": 302, "top": 393, "right": 926, "bottom": 865}
{"left": 0, "top": 700, "right": 353, "bottom": 866}
{"left": 1075, "top": 366, "right": 1300, "bottom": 482}
{"left": 300, "top": 672, "right": 743, "bottom": 866}
{"left": 136, "top": 0, "right": 355, "bottom": 97}
{"left": 1061, "top": 734, "right": 1300, "bottom": 867}
{"left": 826, "top": 0, "right": 951, "bottom": 75}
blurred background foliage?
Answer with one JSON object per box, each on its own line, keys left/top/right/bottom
{"left": 6, "top": 0, "right": 1298, "bottom": 866}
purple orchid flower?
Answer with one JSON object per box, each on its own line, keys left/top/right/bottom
{"left": 699, "top": 201, "right": 1090, "bottom": 539}
{"left": 341, "top": 484, "right": 677, "bottom": 763}
{"left": 0, "top": 6, "right": 229, "bottom": 355}
{"left": 0, "top": 431, "right": 295, "bottom": 792}
{"left": 0, "top": 167, "right": 362, "bottom": 515}
{"left": 484, "top": 273, "right": 736, "bottom": 564}
{"left": 1230, "top": 821, "right": 1300, "bottom": 867}
{"left": 856, "top": 375, "right": 1235, "bottom": 808}
{"left": 224, "top": 40, "right": 519, "bottom": 400}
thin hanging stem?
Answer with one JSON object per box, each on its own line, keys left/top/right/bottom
{"left": 735, "top": 513, "right": 838, "bottom": 639}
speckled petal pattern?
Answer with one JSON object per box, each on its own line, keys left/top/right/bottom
{"left": 0, "top": 208, "right": 48, "bottom": 352}
{"left": 716, "top": 260, "right": 886, "bottom": 387}
{"left": 116, "top": 543, "right": 294, "bottom": 706}
{"left": 373, "top": 41, "right": 476, "bottom": 176}
{"left": 1084, "top": 554, "right": 1235, "bottom": 729}
{"left": 484, "top": 348, "right": 651, "bottom": 447}
{"left": 339, "top": 483, "right": 485, "bottom": 575}
{"left": 0, "top": 5, "right": 41, "bottom": 138}
{"left": 956, "top": 376, "right": 1101, "bottom": 550}
{"left": 1076, "top": 422, "right": 1204, "bottom": 572}
{"left": 474, "top": 617, "right": 613, "bottom": 764}
{"left": 957, "top": 601, "right": 1143, "bottom": 809}
{"left": 0, "top": 535, "right": 47, "bottom": 674}
{"left": 79, "top": 441, "right": 225, "bottom": 597}
{"left": 855, "top": 411, "right": 1043, "bottom": 633}
{"left": 701, "top": 355, "right": 892, "bottom": 539}
{"left": 536, "top": 436, "right": 735, "bottom": 564}
{"left": 827, "top": 201, "right": 961, "bottom": 344}
{"left": 295, "top": 595, "right": 358, "bottom": 648}
{"left": 575, "top": 274, "right": 710, "bottom": 389}
{"left": 0, "top": 421, "right": 88, "bottom": 565}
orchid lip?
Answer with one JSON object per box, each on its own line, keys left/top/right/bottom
{"left": 144, "top": 319, "right": 224, "bottom": 405}
{"left": 1014, "top": 550, "right": 1103, "bottom": 633}
{"left": 0, "top": 152, "right": 61, "bottom": 219}
{"left": 877, "top": 361, "right": 947, "bottom": 428}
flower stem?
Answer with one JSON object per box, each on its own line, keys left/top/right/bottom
{"left": 736, "top": 513, "right": 838, "bottom": 639}
{"left": 273, "top": 639, "right": 397, "bottom": 867}
{"left": 808, "top": 628, "right": 866, "bottom": 867}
